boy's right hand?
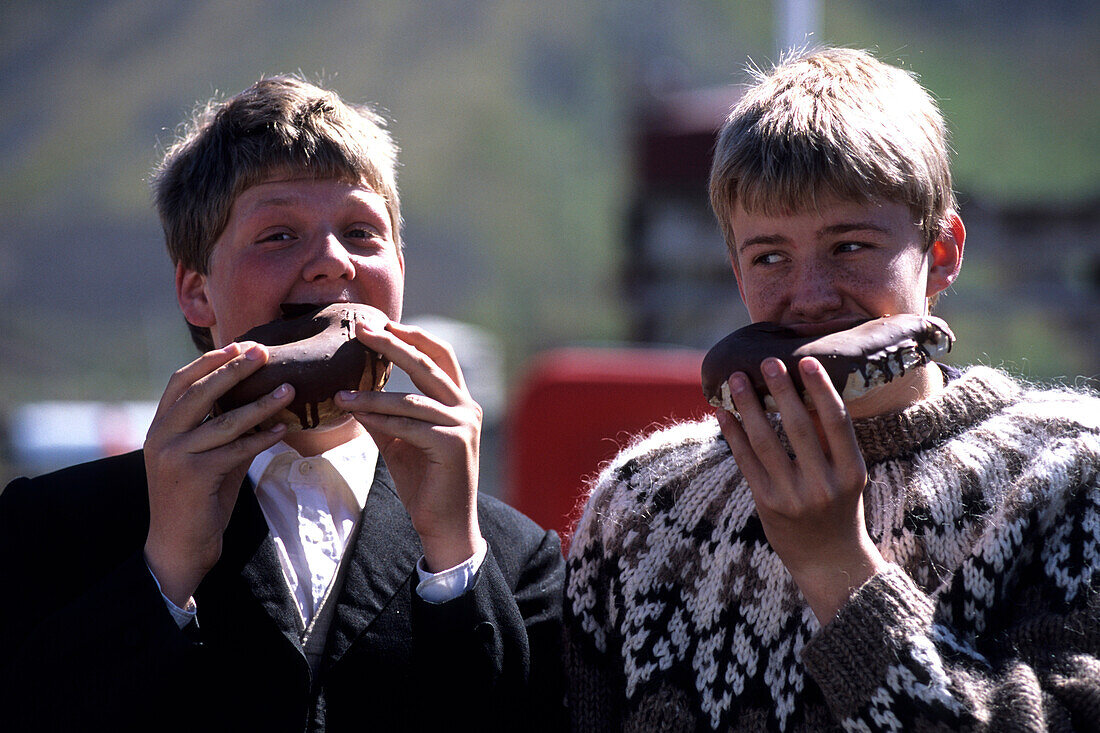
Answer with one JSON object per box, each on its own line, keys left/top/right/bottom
{"left": 143, "top": 342, "right": 295, "bottom": 608}
{"left": 716, "top": 356, "right": 886, "bottom": 626}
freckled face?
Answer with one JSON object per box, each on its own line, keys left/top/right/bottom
{"left": 728, "top": 197, "right": 938, "bottom": 332}
{"left": 178, "top": 176, "right": 404, "bottom": 348}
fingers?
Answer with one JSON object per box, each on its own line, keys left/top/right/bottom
{"left": 155, "top": 343, "right": 243, "bottom": 417}
{"left": 156, "top": 342, "right": 268, "bottom": 428}
{"left": 715, "top": 395, "right": 770, "bottom": 490}
{"left": 388, "top": 321, "right": 469, "bottom": 393}
{"left": 338, "top": 320, "right": 482, "bottom": 468}
{"left": 757, "top": 358, "right": 831, "bottom": 478}
{"left": 187, "top": 383, "right": 294, "bottom": 454}
{"left": 353, "top": 321, "right": 468, "bottom": 404}
{"left": 147, "top": 381, "right": 294, "bottom": 464}
{"left": 728, "top": 363, "right": 801, "bottom": 481}
{"left": 338, "top": 389, "right": 467, "bottom": 436}
{"left": 147, "top": 341, "right": 297, "bottom": 459}
{"left": 195, "top": 421, "right": 290, "bottom": 476}
{"left": 721, "top": 357, "right": 866, "bottom": 507}
{"left": 799, "top": 357, "right": 865, "bottom": 486}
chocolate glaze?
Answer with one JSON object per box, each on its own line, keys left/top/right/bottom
{"left": 700, "top": 314, "right": 954, "bottom": 409}
{"left": 217, "top": 303, "right": 392, "bottom": 430}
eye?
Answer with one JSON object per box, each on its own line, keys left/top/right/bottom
{"left": 258, "top": 230, "right": 295, "bottom": 244}
{"left": 346, "top": 225, "right": 384, "bottom": 241}
{"left": 752, "top": 252, "right": 786, "bottom": 266}
{"left": 835, "top": 241, "right": 868, "bottom": 254}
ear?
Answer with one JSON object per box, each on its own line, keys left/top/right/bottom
{"left": 175, "top": 262, "right": 216, "bottom": 328}
{"left": 926, "top": 212, "right": 965, "bottom": 300}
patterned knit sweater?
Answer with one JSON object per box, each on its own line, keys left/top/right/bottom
{"left": 564, "top": 366, "right": 1100, "bottom": 732}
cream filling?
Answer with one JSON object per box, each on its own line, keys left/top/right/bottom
{"left": 841, "top": 329, "right": 952, "bottom": 401}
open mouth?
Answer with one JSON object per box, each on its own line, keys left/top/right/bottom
{"left": 279, "top": 301, "right": 350, "bottom": 319}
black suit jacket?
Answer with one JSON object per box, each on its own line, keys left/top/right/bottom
{"left": 0, "top": 450, "right": 566, "bottom": 732}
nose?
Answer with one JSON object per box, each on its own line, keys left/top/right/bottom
{"left": 788, "top": 261, "right": 844, "bottom": 320}
{"left": 302, "top": 232, "right": 355, "bottom": 282}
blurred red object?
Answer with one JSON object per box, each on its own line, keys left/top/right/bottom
{"left": 503, "top": 347, "right": 710, "bottom": 550}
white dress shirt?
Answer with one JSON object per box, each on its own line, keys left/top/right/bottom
{"left": 250, "top": 438, "right": 373, "bottom": 624}
{"left": 155, "top": 433, "right": 486, "bottom": 628}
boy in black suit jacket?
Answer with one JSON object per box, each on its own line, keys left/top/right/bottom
{"left": 1, "top": 75, "right": 565, "bottom": 732}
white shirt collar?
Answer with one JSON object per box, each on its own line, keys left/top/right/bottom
{"left": 248, "top": 432, "right": 380, "bottom": 511}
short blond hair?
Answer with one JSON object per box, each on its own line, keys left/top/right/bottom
{"left": 152, "top": 74, "right": 401, "bottom": 350}
{"left": 709, "top": 47, "right": 956, "bottom": 252}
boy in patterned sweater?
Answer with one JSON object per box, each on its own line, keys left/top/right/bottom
{"left": 564, "top": 47, "right": 1100, "bottom": 731}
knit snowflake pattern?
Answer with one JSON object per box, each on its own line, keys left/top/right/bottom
{"left": 567, "top": 367, "right": 1100, "bottom": 731}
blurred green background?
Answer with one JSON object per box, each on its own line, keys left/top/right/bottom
{"left": 1, "top": 0, "right": 1097, "bottom": 484}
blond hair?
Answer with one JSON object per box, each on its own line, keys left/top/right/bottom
{"left": 152, "top": 75, "right": 401, "bottom": 351}
{"left": 709, "top": 47, "right": 956, "bottom": 252}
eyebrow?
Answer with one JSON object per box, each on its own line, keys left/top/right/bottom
{"left": 820, "top": 221, "right": 893, "bottom": 237}
{"left": 738, "top": 220, "right": 893, "bottom": 251}
{"left": 737, "top": 233, "right": 786, "bottom": 251}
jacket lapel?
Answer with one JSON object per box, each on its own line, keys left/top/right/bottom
{"left": 196, "top": 477, "right": 304, "bottom": 654}
{"left": 323, "top": 459, "right": 422, "bottom": 667}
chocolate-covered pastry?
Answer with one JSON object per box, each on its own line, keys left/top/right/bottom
{"left": 218, "top": 303, "right": 392, "bottom": 430}
{"left": 701, "top": 314, "right": 954, "bottom": 411}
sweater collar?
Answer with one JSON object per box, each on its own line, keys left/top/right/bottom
{"left": 850, "top": 366, "right": 1021, "bottom": 464}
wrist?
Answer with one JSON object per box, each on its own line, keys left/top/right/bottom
{"left": 789, "top": 545, "right": 890, "bottom": 626}
{"left": 418, "top": 522, "right": 483, "bottom": 574}
{"left": 143, "top": 539, "right": 207, "bottom": 608}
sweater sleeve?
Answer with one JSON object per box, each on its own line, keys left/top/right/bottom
{"left": 802, "top": 483, "right": 1100, "bottom": 731}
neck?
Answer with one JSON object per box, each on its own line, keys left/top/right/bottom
{"left": 282, "top": 415, "right": 365, "bottom": 457}
{"left": 846, "top": 362, "right": 946, "bottom": 420}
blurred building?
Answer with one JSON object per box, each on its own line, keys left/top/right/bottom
{"left": 623, "top": 85, "right": 749, "bottom": 350}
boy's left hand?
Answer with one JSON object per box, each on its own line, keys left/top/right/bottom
{"left": 717, "top": 356, "right": 889, "bottom": 625}
{"left": 335, "top": 320, "right": 483, "bottom": 573}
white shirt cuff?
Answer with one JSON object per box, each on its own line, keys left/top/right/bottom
{"left": 415, "top": 538, "right": 489, "bottom": 604}
{"left": 146, "top": 561, "right": 197, "bottom": 629}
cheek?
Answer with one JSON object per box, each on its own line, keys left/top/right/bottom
{"left": 217, "top": 249, "right": 290, "bottom": 283}
{"left": 845, "top": 256, "right": 927, "bottom": 312}
{"left": 208, "top": 255, "right": 295, "bottom": 307}
{"left": 356, "top": 257, "right": 404, "bottom": 316}
{"left": 738, "top": 278, "right": 787, "bottom": 319}
{"left": 836, "top": 264, "right": 883, "bottom": 294}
